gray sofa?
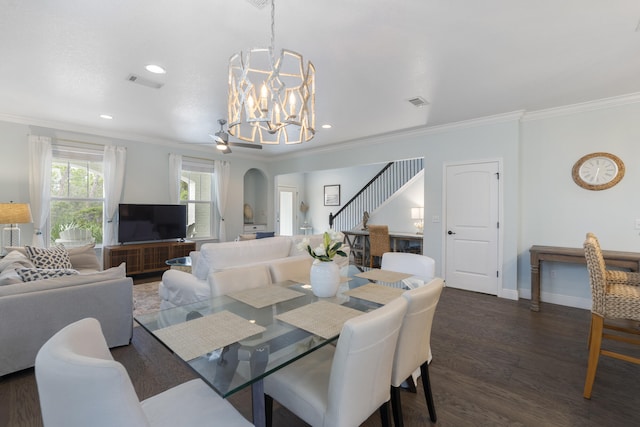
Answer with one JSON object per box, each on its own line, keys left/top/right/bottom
{"left": 0, "top": 246, "right": 133, "bottom": 376}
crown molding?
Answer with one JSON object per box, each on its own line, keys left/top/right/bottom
{"left": 272, "top": 110, "right": 525, "bottom": 162}
{"left": 521, "top": 92, "right": 640, "bottom": 122}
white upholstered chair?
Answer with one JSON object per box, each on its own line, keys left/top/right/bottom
{"left": 391, "top": 278, "right": 444, "bottom": 426}
{"left": 35, "top": 318, "right": 252, "bottom": 427}
{"left": 381, "top": 252, "right": 436, "bottom": 286}
{"left": 264, "top": 297, "right": 408, "bottom": 427}
{"left": 209, "top": 264, "right": 272, "bottom": 297}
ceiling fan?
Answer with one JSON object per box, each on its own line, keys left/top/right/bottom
{"left": 209, "top": 119, "right": 262, "bottom": 154}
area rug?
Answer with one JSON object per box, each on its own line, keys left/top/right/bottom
{"left": 133, "top": 281, "right": 161, "bottom": 317}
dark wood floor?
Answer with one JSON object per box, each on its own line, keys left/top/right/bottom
{"left": 2, "top": 287, "right": 640, "bottom": 426}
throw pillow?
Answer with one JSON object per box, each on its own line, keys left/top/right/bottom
{"left": 16, "top": 267, "right": 79, "bottom": 282}
{"left": 238, "top": 233, "right": 257, "bottom": 241}
{"left": 66, "top": 243, "right": 101, "bottom": 271}
{"left": 25, "top": 245, "right": 73, "bottom": 269}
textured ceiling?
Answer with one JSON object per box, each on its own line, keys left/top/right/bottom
{"left": 0, "top": 0, "right": 639, "bottom": 157}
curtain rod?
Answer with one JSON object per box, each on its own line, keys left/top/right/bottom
{"left": 54, "top": 138, "right": 106, "bottom": 147}
{"left": 183, "top": 154, "right": 216, "bottom": 163}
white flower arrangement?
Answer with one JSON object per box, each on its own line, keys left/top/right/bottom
{"left": 299, "top": 230, "right": 347, "bottom": 263}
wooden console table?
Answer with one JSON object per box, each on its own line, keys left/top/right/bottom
{"left": 342, "top": 230, "right": 423, "bottom": 266}
{"left": 529, "top": 245, "right": 640, "bottom": 311}
{"left": 104, "top": 241, "right": 195, "bottom": 275}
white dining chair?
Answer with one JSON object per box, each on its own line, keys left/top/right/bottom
{"left": 381, "top": 252, "right": 435, "bottom": 285}
{"left": 391, "top": 278, "right": 444, "bottom": 426}
{"left": 35, "top": 318, "right": 253, "bottom": 427}
{"left": 264, "top": 297, "right": 408, "bottom": 427}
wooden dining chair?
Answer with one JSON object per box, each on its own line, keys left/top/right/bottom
{"left": 369, "top": 225, "right": 390, "bottom": 268}
{"left": 35, "top": 318, "right": 252, "bottom": 427}
{"left": 583, "top": 233, "right": 640, "bottom": 399}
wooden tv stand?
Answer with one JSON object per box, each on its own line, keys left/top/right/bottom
{"left": 103, "top": 241, "right": 195, "bottom": 275}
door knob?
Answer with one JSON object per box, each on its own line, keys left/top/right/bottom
{"left": 447, "top": 230, "right": 456, "bottom": 235}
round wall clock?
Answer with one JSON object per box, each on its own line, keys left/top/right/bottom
{"left": 572, "top": 152, "right": 625, "bottom": 191}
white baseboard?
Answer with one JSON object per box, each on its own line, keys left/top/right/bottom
{"left": 518, "top": 288, "right": 590, "bottom": 310}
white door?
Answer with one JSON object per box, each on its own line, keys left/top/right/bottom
{"left": 444, "top": 161, "right": 500, "bottom": 295}
{"left": 277, "top": 186, "right": 296, "bottom": 236}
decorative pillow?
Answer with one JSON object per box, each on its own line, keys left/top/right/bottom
{"left": 25, "top": 245, "right": 73, "bottom": 269}
{"left": 0, "top": 263, "right": 24, "bottom": 285}
{"left": 255, "top": 232, "right": 275, "bottom": 239}
{"left": 238, "top": 233, "right": 257, "bottom": 241}
{"left": 66, "top": 243, "right": 101, "bottom": 271}
{"left": 16, "top": 268, "right": 79, "bottom": 282}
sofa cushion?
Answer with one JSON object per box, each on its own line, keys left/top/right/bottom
{"left": 0, "top": 263, "right": 126, "bottom": 297}
{"left": 25, "top": 245, "right": 73, "bottom": 269}
{"left": 0, "top": 251, "right": 36, "bottom": 285}
{"left": 66, "top": 243, "right": 101, "bottom": 271}
{"left": 196, "top": 236, "right": 292, "bottom": 279}
{"left": 17, "top": 267, "right": 79, "bottom": 282}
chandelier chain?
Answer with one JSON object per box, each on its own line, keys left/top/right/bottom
{"left": 270, "top": 0, "right": 275, "bottom": 54}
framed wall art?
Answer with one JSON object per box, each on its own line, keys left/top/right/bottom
{"left": 324, "top": 185, "right": 340, "bottom": 206}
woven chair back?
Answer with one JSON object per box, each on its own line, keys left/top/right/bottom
{"left": 584, "top": 234, "right": 607, "bottom": 316}
{"left": 369, "top": 225, "right": 390, "bottom": 258}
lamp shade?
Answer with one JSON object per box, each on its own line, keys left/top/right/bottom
{"left": 411, "top": 207, "right": 424, "bottom": 220}
{"left": 0, "top": 203, "right": 33, "bottom": 224}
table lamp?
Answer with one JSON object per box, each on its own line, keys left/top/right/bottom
{"left": 0, "top": 202, "right": 33, "bottom": 253}
{"left": 411, "top": 207, "right": 424, "bottom": 234}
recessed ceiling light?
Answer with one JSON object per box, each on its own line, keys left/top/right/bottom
{"left": 145, "top": 64, "right": 166, "bottom": 74}
{"left": 99, "top": 114, "right": 113, "bottom": 120}
{"left": 322, "top": 124, "right": 332, "bottom": 129}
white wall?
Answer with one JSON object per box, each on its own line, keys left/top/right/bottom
{"left": 519, "top": 102, "right": 640, "bottom": 308}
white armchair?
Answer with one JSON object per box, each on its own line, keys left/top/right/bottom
{"left": 35, "top": 318, "right": 252, "bottom": 427}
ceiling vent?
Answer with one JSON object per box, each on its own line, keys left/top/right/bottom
{"left": 126, "top": 74, "right": 164, "bottom": 89}
{"left": 407, "top": 96, "right": 429, "bottom": 108}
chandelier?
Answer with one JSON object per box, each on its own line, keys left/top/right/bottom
{"left": 227, "top": 0, "right": 315, "bottom": 145}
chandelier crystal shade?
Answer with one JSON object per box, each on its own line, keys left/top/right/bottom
{"left": 227, "top": 0, "right": 315, "bottom": 145}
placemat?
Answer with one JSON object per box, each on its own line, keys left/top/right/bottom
{"left": 275, "top": 300, "right": 363, "bottom": 339}
{"left": 343, "top": 283, "right": 405, "bottom": 305}
{"left": 228, "top": 285, "right": 305, "bottom": 308}
{"left": 154, "top": 310, "right": 266, "bottom": 361}
{"left": 354, "top": 269, "right": 412, "bottom": 283}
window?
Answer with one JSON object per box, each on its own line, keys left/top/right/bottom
{"left": 50, "top": 145, "right": 104, "bottom": 246}
{"left": 180, "top": 158, "right": 215, "bottom": 239}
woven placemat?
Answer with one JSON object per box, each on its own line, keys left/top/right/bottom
{"left": 228, "top": 286, "right": 305, "bottom": 309}
{"left": 154, "top": 310, "right": 266, "bottom": 361}
{"left": 275, "top": 300, "right": 363, "bottom": 339}
{"left": 344, "top": 283, "right": 405, "bottom": 305}
{"left": 355, "top": 269, "right": 412, "bottom": 283}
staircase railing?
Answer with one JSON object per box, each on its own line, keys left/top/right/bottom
{"left": 329, "top": 157, "right": 423, "bottom": 232}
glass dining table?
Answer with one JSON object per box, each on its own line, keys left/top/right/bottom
{"left": 134, "top": 264, "right": 413, "bottom": 427}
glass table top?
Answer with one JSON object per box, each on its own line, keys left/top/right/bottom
{"left": 134, "top": 264, "right": 407, "bottom": 398}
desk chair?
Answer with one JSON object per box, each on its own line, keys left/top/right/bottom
{"left": 369, "top": 225, "right": 390, "bottom": 268}
{"left": 391, "top": 278, "right": 444, "bottom": 426}
{"left": 583, "top": 233, "right": 640, "bottom": 399}
{"left": 264, "top": 297, "right": 408, "bottom": 427}
{"left": 35, "top": 318, "right": 252, "bottom": 427}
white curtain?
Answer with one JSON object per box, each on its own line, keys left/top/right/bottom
{"left": 103, "top": 146, "right": 127, "bottom": 246}
{"left": 28, "top": 135, "right": 52, "bottom": 247}
{"left": 213, "top": 160, "right": 230, "bottom": 242}
{"left": 168, "top": 153, "right": 182, "bottom": 204}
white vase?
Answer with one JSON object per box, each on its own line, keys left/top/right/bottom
{"left": 310, "top": 260, "right": 340, "bottom": 297}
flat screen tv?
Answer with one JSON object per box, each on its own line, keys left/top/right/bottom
{"left": 118, "top": 204, "right": 187, "bottom": 244}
